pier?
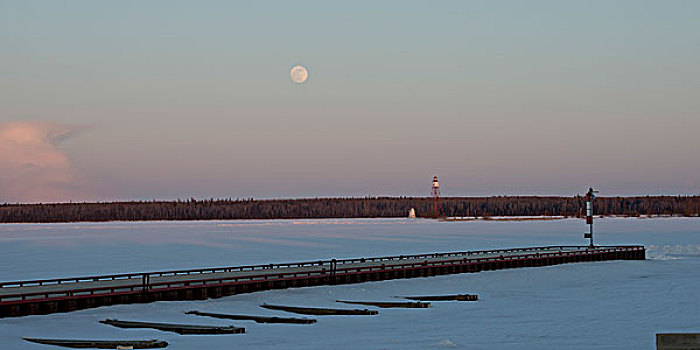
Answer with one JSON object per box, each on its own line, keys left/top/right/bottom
{"left": 0, "top": 245, "right": 644, "bottom": 318}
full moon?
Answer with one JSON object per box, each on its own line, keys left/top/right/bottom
{"left": 290, "top": 65, "right": 308, "bottom": 84}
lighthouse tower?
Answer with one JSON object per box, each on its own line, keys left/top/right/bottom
{"left": 431, "top": 176, "right": 441, "bottom": 218}
{"left": 584, "top": 187, "right": 599, "bottom": 247}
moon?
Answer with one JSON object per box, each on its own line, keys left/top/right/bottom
{"left": 290, "top": 65, "right": 308, "bottom": 84}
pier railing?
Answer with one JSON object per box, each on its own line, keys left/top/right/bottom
{"left": 0, "top": 245, "right": 644, "bottom": 305}
{"left": 0, "top": 245, "right": 629, "bottom": 289}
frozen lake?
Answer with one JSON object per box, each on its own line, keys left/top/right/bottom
{"left": 1, "top": 218, "right": 699, "bottom": 349}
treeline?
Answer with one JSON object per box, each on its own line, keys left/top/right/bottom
{"left": 0, "top": 196, "right": 698, "bottom": 223}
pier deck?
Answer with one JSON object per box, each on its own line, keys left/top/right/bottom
{"left": 0, "top": 245, "right": 644, "bottom": 317}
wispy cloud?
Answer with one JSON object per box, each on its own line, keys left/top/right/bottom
{"left": 0, "top": 121, "right": 91, "bottom": 203}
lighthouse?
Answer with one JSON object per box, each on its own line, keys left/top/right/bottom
{"left": 431, "top": 176, "right": 440, "bottom": 218}
{"left": 584, "top": 187, "right": 599, "bottom": 247}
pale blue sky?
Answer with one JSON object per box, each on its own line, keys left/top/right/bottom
{"left": 1, "top": 1, "right": 699, "bottom": 202}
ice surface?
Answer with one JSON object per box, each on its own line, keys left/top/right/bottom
{"left": 1, "top": 218, "right": 698, "bottom": 349}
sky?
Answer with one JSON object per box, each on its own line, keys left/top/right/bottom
{"left": 1, "top": 1, "right": 699, "bottom": 202}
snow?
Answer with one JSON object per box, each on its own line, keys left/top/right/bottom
{"left": 1, "top": 218, "right": 699, "bottom": 349}
{"left": 446, "top": 215, "right": 567, "bottom": 220}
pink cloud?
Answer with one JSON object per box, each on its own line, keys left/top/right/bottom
{"left": 0, "top": 121, "right": 91, "bottom": 203}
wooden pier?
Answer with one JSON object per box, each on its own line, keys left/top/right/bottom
{"left": 0, "top": 245, "right": 644, "bottom": 318}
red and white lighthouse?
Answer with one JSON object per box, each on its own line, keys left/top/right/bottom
{"left": 431, "top": 176, "right": 441, "bottom": 218}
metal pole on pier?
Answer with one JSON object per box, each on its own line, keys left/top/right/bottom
{"left": 584, "top": 187, "right": 599, "bottom": 247}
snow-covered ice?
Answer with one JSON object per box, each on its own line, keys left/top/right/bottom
{"left": 0, "top": 217, "right": 698, "bottom": 349}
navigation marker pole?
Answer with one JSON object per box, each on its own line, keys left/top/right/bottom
{"left": 584, "top": 187, "right": 599, "bottom": 248}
